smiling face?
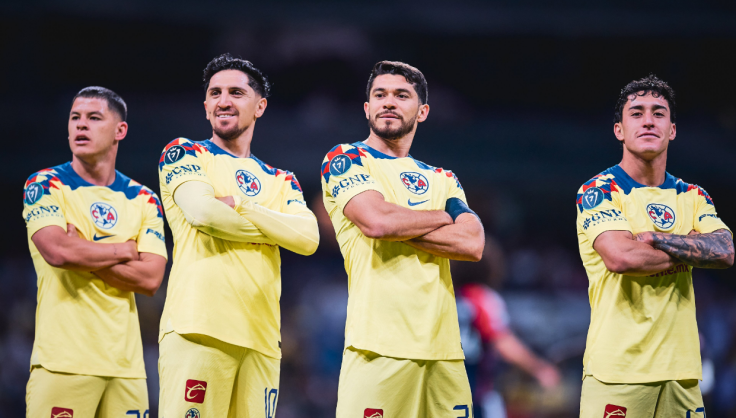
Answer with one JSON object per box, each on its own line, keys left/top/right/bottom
{"left": 68, "top": 97, "right": 127, "bottom": 159}
{"left": 204, "top": 69, "right": 267, "bottom": 141}
{"left": 364, "top": 74, "right": 429, "bottom": 141}
{"left": 614, "top": 92, "right": 676, "bottom": 160}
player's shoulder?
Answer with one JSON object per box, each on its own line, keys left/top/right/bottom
{"left": 575, "top": 166, "right": 627, "bottom": 212}
{"left": 668, "top": 175, "right": 714, "bottom": 205}
{"left": 23, "top": 163, "right": 71, "bottom": 205}
{"left": 404, "top": 155, "right": 464, "bottom": 190}
{"left": 24, "top": 163, "right": 68, "bottom": 188}
{"left": 159, "top": 137, "right": 212, "bottom": 170}
{"left": 110, "top": 170, "right": 164, "bottom": 218}
{"left": 321, "top": 142, "right": 372, "bottom": 183}
{"left": 249, "top": 155, "right": 303, "bottom": 193}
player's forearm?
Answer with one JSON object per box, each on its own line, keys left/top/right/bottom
{"left": 647, "top": 229, "right": 734, "bottom": 269}
{"left": 236, "top": 202, "right": 319, "bottom": 255}
{"left": 605, "top": 241, "right": 676, "bottom": 276}
{"left": 494, "top": 332, "right": 548, "bottom": 376}
{"left": 92, "top": 254, "right": 166, "bottom": 296}
{"left": 33, "top": 230, "right": 137, "bottom": 271}
{"left": 174, "top": 181, "right": 275, "bottom": 245}
{"left": 404, "top": 214, "right": 484, "bottom": 261}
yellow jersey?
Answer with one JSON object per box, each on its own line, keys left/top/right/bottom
{"left": 321, "top": 142, "right": 468, "bottom": 360}
{"left": 576, "top": 164, "right": 730, "bottom": 383}
{"left": 158, "top": 138, "right": 307, "bottom": 359}
{"left": 22, "top": 162, "right": 167, "bottom": 378}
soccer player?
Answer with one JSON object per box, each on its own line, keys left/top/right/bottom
{"left": 576, "top": 75, "right": 734, "bottom": 417}
{"left": 157, "top": 54, "right": 319, "bottom": 417}
{"left": 321, "top": 61, "right": 485, "bottom": 418}
{"left": 22, "top": 87, "right": 168, "bottom": 417}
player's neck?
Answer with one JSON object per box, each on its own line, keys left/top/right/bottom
{"left": 364, "top": 132, "right": 414, "bottom": 158}
{"left": 71, "top": 152, "right": 117, "bottom": 187}
{"left": 619, "top": 149, "right": 668, "bottom": 187}
{"left": 211, "top": 129, "right": 253, "bottom": 158}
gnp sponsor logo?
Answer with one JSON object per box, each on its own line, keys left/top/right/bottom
{"left": 581, "top": 209, "right": 625, "bottom": 230}
{"left": 25, "top": 205, "right": 61, "bottom": 222}
{"left": 331, "top": 174, "right": 373, "bottom": 198}
{"left": 165, "top": 164, "right": 203, "bottom": 185}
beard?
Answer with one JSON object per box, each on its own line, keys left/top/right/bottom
{"left": 213, "top": 120, "right": 248, "bottom": 141}
{"left": 369, "top": 112, "right": 417, "bottom": 141}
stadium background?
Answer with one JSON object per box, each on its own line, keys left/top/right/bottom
{"left": 1, "top": 1, "right": 735, "bottom": 417}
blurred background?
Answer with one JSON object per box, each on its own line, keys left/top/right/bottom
{"left": 1, "top": 1, "right": 736, "bottom": 417}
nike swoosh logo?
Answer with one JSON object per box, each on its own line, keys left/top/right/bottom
{"left": 408, "top": 199, "right": 429, "bottom": 206}
{"left": 93, "top": 234, "right": 115, "bottom": 241}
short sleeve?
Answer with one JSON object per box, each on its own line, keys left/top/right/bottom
{"left": 692, "top": 186, "right": 730, "bottom": 235}
{"left": 576, "top": 182, "right": 632, "bottom": 243}
{"left": 22, "top": 174, "right": 66, "bottom": 237}
{"left": 321, "top": 144, "right": 384, "bottom": 211}
{"left": 158, "top": 138, "right": 212, "bottom": 194}
{"left": 136, "top": 190, "right": 168, "bottom": 259}
{"left": 444, "top": 170, "right": 467, "bottom": 203}
{"left": 279, "top": 171, "right": 311, "bottom": 215}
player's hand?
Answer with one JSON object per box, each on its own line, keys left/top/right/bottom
{"left": 216, "top": 196, "right": 236, "bottom": 208}
{"left": 534, "top": 363, "right": 562, "bottom": 389}
{"left": 121, "top": 240, "right": 140, "bottom": 262}
{"left": 688, "top": 229, "right": 699, "bottom": 235}
{"left": 634, "top": 231, "right": 657, "bottom": 246}
{"left": 66, "top": 223, "right": 80, "bottom": 238}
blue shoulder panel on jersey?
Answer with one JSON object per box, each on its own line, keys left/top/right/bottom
{"left": 250, "top": 155, "right": 303, "bottom": 192}
{"left": 321, "top": 144, "right": 366, "bottom": 183}
{"left": 159, "top": 138, "right": 205, "bottom": 171}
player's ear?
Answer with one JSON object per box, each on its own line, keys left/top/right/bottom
{"left": 417, "top": 103, "right": 430, "bottom": 123}
{"left": 254, "top": 97, "right": 268, "bottom": 119}
{"left": 613, "top": 122, "right": 624, "bottom": 142}
{"left": 669, "top": 123, "right": 676, "bottom": 142}
{"left": 364, "top": 102, "right": 370, "bottom": 120}
{"left": 115, "top": 121, "right": 128, "bottom": 141}
{"left": 204, "top": 101, "right": 211, "bottom": 122}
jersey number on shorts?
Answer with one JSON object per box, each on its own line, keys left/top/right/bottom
{"left": 265, "top": 388, "right": 278, "bottom": 418}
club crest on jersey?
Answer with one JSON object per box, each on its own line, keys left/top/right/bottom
{"left": 604, "top": 404, "right": 627, "bottom": 417}
{"left": 90, "top": 202, "right": 118, "bottom": 229}
{"left": 400, "top": 172, "right": 429, "bottom": 195}
{"left": 51, "top": 407, "right": 73, "bottom": 418}
{"left": 646, "top": 203, "right": 676, "bottom": 230}
{"left": 184, "top": 408, "right": 200, "bottom": 418}
{"left": 235, "top": 170, "right": 261, "bottom": 197}
{"left": 582, "top": 187, "right": 605, "bottom": 210}
{"left": 329, "top": 154, "right": 353, "bottom": 176}
{"left": 25, "top": 182, "right": 44, "bottom": 205}
{"left": 364, "top": 408, "right": 383, "bottom": 418}
{"left": 164, "top": 145, "right": 186, "bottom": 164}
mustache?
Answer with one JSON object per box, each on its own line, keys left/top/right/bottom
{"left": 375, "top": 111, "right": 402, "bottom": 120}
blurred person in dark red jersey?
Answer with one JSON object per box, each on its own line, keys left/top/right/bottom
{"left": 452, "top": 235, "right": 561, "bottom": 418}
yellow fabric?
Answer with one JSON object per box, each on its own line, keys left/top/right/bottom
{"left": 336, "top": 347, "right": 472, "bottom": 418}
{"left": 158, "top": 138, "right": 312, "bottom": 359}
{"left": 579, "top": 376, "right": 704, "bottom": 418}
{"left": 26, "top": 366, "right": 148, "bottom": 418}
{"left": 321, "top": 142, "right": 467, "bottom": 360}
{"left": 158, "top": 332, "right": 280, "bottom": 418}
{"left": 576, "top": 164, "right": 730, "bottom": 383}
{"left": 173, "top": 180, "right": 275, "bottom": 244}
{"left": 22, "top": 162, "right": 167, "bottom": 379}
{"left": 236, "top": 200, "right": 319, "bottom": 256}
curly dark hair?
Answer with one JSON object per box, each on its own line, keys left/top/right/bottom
{"left": 366, "top": 61, "right": 428, "bottom": 104}
{"left": 72, "top": 86, "right": 127, "bottom": 121}
{"left": 614, "top": 74, "right": 676, "bottom": 123}
{"left": 203, "top": 53, "right": 271, "bottom": 98}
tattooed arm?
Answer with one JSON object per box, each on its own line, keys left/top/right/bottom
{"left": 636, "top": 229, "right": 734, "bottom": 269}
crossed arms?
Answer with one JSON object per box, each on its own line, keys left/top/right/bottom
{"left": 32, "top": 224, "right": 166, "bottom": 296}
{"left": 343, "top": 190, "right": 484, "bottom": 261}
{"left": 594, "top": 229, "right": 734, "bottom": 276}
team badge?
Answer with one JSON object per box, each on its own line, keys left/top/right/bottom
{"left": 604, "top": 404, "right": 627, "bottom": 417}
{"left": 364, "top": 408, "right": 383, "bottom": 418}
{"left": 400, "top": 172, "right": 429, "bottom": 195}
{"left": 24, "top": 182, "right": 44, "bottom": 205}
{"left": 329, "top": 154, "right": 352, "bottom": 176}
{"left": 646, "top": 203, "right": 676, "bottom": 230}
{"left": 51, "top": 407, "right": 73, "bottom": 418}
{"left": 235, "top": 170, "right": 261, "bottom": 196}
{"left": 582, "top": 187, "right": 605, "bottom": 210}
{"left": 185, "top": 379, "right": 207, "bottom": 403}
{"left": 164, "top": 145, "right": 186, "bottom": 164}
{"left": 184, "top": 408, "right": 200, "bottom": 418}
{"left": 90, "top": 202, "right": 118, "bottom": 229}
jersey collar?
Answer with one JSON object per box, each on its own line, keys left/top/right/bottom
{"left": 610, "top": 164, "right": 678, "bottom": 192}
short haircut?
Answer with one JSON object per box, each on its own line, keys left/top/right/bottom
{"left": 203, "top": 53, "right": 271, "bottom": 98}
{"left": 366, "top": 61, "right": 428, "bottom": 104}
{"left": 72, "top": 86, "right": 127, "bottom": 121}
{"left": 614, "top": 74, "right": 676, "bottom": 123}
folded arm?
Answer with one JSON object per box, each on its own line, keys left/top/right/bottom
{"left": 404, "top": 213, "right": 485, "bottom": 261}
{"left": 31, "top": 225, "right": 138, "bottom": 271}
{"left": 594, "top": 230, "right": 678, "bottom": 276}
{"left": 343, "top": 190, "right": 453, "bottom": 241}
{"left": 173, "top": 180, "right": 275, "bottom": 244}
{"left": 92, "top": 252, "right": 167, "bottom": 296}
{"left": 234, "top": 201, "right": 319, "bottom": 256}
{"left": 637, "top": 229, "right": 734, "bottom": 269}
